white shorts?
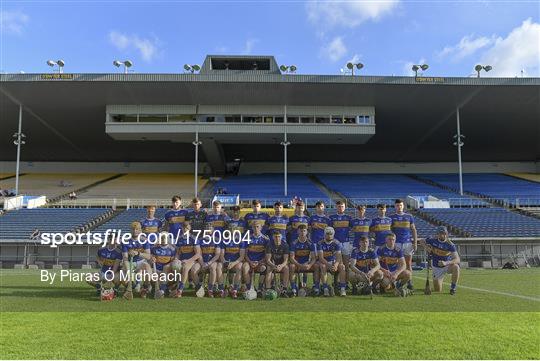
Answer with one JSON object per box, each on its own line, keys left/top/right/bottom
{"left": 395, "top": 243, "right": 414, "bottom": 256}
{"left": 341, "top": 242, "right": 353, "bottom": 256}
{"left": 432, "top": 265, "right": 450, "bottom": 280}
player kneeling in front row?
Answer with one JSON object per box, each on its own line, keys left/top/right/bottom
{"left": 318, "top": 227, "right": 346, "bottom": 297}
{"left": 289, "top": 224, "right": 319, "bottom": 296}
{"left": 171, "top": 222, "right": 201, "bottom": 298}
{"left": 265, "top": 231, "right": 290, "bottom": 297}
{"left": 122, "top": 221, "right": 153, "bottom": 299}
{"left": 420, "top": 226, "right": 460, "bottom": 295}
{"left": 91, "top": 235, "right": 122, "bottom": 300}
{"left": 377, "top": 233, "right": 412, "bottom": 297}
{"left": 219, "top": 232, "right": 246, "bottom": 299}
{"left": 150, "top": 232, "right": 178, "bottom": 299}
{"left": 349, "top": 236, "right": 383, "bottom": 296}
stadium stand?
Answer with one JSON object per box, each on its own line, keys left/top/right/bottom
{"left": 0, "top": 174, "right": 117, "bottom": 200}
{"left": 315, "top": 174, "right": 485, "bottom": 206}
{"left": 360, "top": 208, "right": 439, "bottom": 238}
{"left": 78, "top": 173, "right": 206, "bottom": 201}
{"left": 0, "top": 208, "right": 111, "bottom": 240}
{"left": 212, "top": 174, "right": 329, "bottom": 206}
{"left": 417, "top": 208, "right": 540, "bottom": 237}
{"left": 417, "top": 173, "right": 540, "bottom": 206}
{"left": 93, "top": 208, "right": 168, "bottom": 234}
{"left": 507, "top": 173, "right": 540, "bottom": 183}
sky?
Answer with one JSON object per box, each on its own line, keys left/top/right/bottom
{"left": 0, "top": 0, "right": 539, "bottom": 77}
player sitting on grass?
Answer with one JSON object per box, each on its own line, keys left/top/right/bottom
{"left": 377, "top": 233, "right": 412, "bottom": 297}
{"left": 244, "top": 199, "right": 269, "bottom": 233}
{"left": 264, "top": 231, "right": 290, "bottom": 297}
{"left": 150, "top": 232, "right": 177, "bottom": 299}
{"left": 91, "top": 235, "right": 122, "bottom": 298}
{"left": 242, "top": 223, "right": 268, "bottom": 294}
{"left": 390, "top": 199, "right": 417, "bottom": 290}
{"left": 318, "top": 227, "right": 346, "bottom": 297}
{"left": 370, "top": 204, "right": 392, "bottom": 251}
{"left": 171, "top": 222, "right": 201, "bottom": 298}
{"left": 349, "top": 236, "right": 382, "bottom": 296}
{"left": 140, "top": 204, "right": 163, "bottom": 244}
{"left": 289, "top": 224, "right": 319, "bottom": 296}
{"left": 196, "top": 224, "right": 222, "bottom": 297}
{"left": 309, "top": 201, "right": 331, "bottom": 245}
{"left": 420, "top": 226, "right": 460, "bottom": 295}
{"left": 219, "top": 230, "right": 246, "bottom": 299}
{"left": 122, "top": 221, "right": 153, "bottom": 298}
{"left": 267, "top": 202, "right": 288, "bottom": 240}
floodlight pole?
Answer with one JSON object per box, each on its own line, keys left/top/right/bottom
{"left": 193, "top": 131, "right": 202, "bottom": 197}
{"left": 281, "top": 105, "right": 290, "bottom": 197}
{"left": 15, "top": 105, "right": 23, "bottom": 196}
{"left": 456, "top": 107, "right": 464, "bottom": 196}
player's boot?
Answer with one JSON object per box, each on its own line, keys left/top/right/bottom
{"left": 172, "top": 289, "right": 183, "bottom": 298}
{"left": 231, "top": 289, "right": 238, "bottom": 299}
{"left": 323, "top": 287, "right": 330, "bottom": 297}
{"left": 450, "top": 288, "right": 456, "bottom": 295}
{"left": 340, "top": 287, "right": 346, "bottom": 297}
{"left": 291, "top": 288, "right": 297, "bottom": 297}
{"left": 406, "top": 281, "right": 414, "bottom": 291}
{"left": 220, "top": 289, "right": 226, "bottom": 298}
{"left": 208, "top": 289, "right": 214, "bottom": 298}
{"left": 351, "top": 283, "right": 358, "bottom": 295}
{"left": 140, "top": 287, "right": 148, "bottom": 299}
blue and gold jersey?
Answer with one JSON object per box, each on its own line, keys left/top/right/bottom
{"left": 97, "top": 247, "right": 122, "bottom": 272}
{"left": 121, "top": 238, "right": 150, "bottom": 262}
{"left": 390, "top": 213, "right": 415, "bottom": 244}
{"left": 140, "top": 218, "right": 163, "bottom": 239}
{"left": 267, "top": 215, "right": 288, "bottom": 239}
{"left": 227, "top": 218, "right": 247, "bottom": 234}
{"left": 244, "top": 212, "right": 269, "bottom": 232}
{"left": 290, "top": 240, "right": 316, "bottom": 264}
{"left": 309, "top": 214, "right": 331, "bottom": 244}
{"left": 175, "top": 236, "right": 199, "bottom": 261}
{"left": 164, "top": 209, "right": 189, "bottom": 238}
{"left": 329, "top": 213, "right": 352, "bottom": 243}
{"left": 377, "top": 246, "right": 403, "bottom": 273}
{"left": 318, "top": 240, "right": 342, "bottom": 262}
{"left": 351, "top": 218, "right": 371, "bottom": 248}
{"left": 246, "top": 234, "right": 269, "bottom": 262}
{"left": 370, "top": 216, "right": 393, "bottom": 246}
{"left": 350, "top": 248, "right": 377, "bottom": 273}
{"left": 426, "top": 238, "right": 457, "bottom": 268}
{"left": 151, "top": 245, "right": 176, "bottom": 271}
{"left": 221, "top": 241, "right": 246, "bottom": 262}
{"left": 200, "top": 242, "right": 219, "bottom": 263}
{"left": 287, "top": 214, "right": 309, "bottom": 241}
{"left": 205, "top": 212, "right": 230, "bottom": 236}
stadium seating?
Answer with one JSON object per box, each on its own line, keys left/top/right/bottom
{"left": 78, "top": 173, "right": 206, "bottom": 202}
{"left": 93, "top": 208, "right": 168, "bottom": 234}
{"left": 359, "top": 208, "right": 439, "bottom": 238}
{"left": 315, "top": 174, "right": 485, "bottom": 206}
{"left": 417, "top": 174, "right": 540, "bottom": 206}
{"left": 0, "top": 208, "right": 111, "bottom": 240}
{"left": 212, "top": 174, "right": 329, "bottom": 206}
{"left": 419, "top": 208, "right": 540, "bottom": 237}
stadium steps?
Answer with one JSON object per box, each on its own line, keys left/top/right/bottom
{"left": 47, "top": 174, "right": 127, "bottom": 205}
{"left": 87, "top": 209, "right": 124, "bottom": 232}
{"left": 71, "top": 208, "right": 116, "bottom": 233}
{"left": 307, "top": 175, "right": 345, "bottom": 204}
{"left": 0, "top": 173, "right": 25, "bottom": 181}
{"left": 413, "top": 209, "right": 471, "bottom": 237}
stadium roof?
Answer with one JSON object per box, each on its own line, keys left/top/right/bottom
{"left": 1, "top": 70, "right": 539, "bottom": 164}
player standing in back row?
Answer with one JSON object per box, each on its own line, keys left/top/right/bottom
{"left": 370, "top": 204, "right": 392, "bottom": 251}
{"left": 330, "top": 200, "right": 352, "bottom": 283}
{"left": 163, "top": 195, "right": 189, "bottom": 242}
{"left": 309, "top": 201, "right": 331, "bottom": 245}
{"left": 390, "top": 199, "right": 417, "bottom": 290}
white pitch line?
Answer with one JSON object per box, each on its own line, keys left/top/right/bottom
{"left": 412, "top": 275, "right": 540, "bottom": 302}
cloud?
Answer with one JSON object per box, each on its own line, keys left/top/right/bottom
{"left": 0, "top": 10, "right": 29, "bottom": 34}
{"left": 306, "top": 0, "right": 399, "bottom": 28}
{"left": 108, "top": 31, "right": 160, "bottom": 62}
{"left": 321, "top": 36, "right": 347, "bottom": 62}
{"left": 478, "top": 18, "right": 540, "bottom": 77}
{"left": 437, "top": 34, "right": 495, "bottom": 61}
{"left": 241, "top": 38, "right": 258, "bottom": 55}
{"left": 402, "top": 58, "right": 426, "bottom": 76}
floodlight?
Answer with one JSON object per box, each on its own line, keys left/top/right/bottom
{"left": 484, "top": 65, "right": 492, "bottom": 72}
{"left": 47, "top": 60, "right": 56, "bottom": 67}
{"left": 184, "top": 64, "right": 192, "bottom": 71}
{"left": 113, "top": 60, "right": 122, "bottom": 67}
{"left": 192, "top": 64, "right": 200, "bottom": 71}
{"left": 420, "top": 64, "right": 429, "bottom": 71}
{"left": 124, "top": 60, "right": 133, "bottom": 68}
{"left": 346, "top": 62, "right": 353, "bottom": 70}
{"left": 280, "top": 65, "right": 288, "bottom": 72}
{"left": 475, "top": 64, "right": 483, "bottom": 72}
{"left": 289, "top": 65, "right": 297, "bottom": 72}
{"left": 57, "top": 60, "right": 65, "bottom": 67}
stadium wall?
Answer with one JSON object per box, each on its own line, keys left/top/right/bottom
{"left": 1, "top": 161, "right": 537, "bottom": 174}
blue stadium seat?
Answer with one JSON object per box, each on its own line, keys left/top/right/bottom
{"left": 94, "top": 208, "right": 168, "bottom": 234}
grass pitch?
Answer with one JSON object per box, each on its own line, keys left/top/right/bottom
{"left": 1, "top": 268, "right": 539, "bottom": 359}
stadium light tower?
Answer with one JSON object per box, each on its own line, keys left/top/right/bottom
{"left": 412, "top": 64, "right": 429, "bottom": 77}
{"left": 279, "top": 65, "right": 297, "bottom": 74}
{"left": 184, "top": 64, "right": 201, "bottom": 74}
{"left": 193, "top": 132, "right": 202, "bottom": 197}
{"left": 113, "top": 60, "right": 133, "bottom": 74}
{"left": 453, "top": 108, "right": 465, "bottom": 196}
{"left": 47, "top": 60, "right": 65, "bottom": 73}
{"left": 475, "top": 64, "right": 492, "bottom": 78}
{"left": 13, "top": 105, "right": 26, "bottom": 196}
{"left": 346, "top": 62, "right": 364, "bottom": 76}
